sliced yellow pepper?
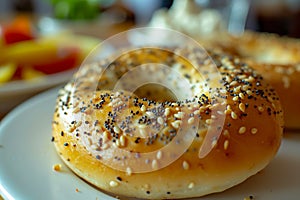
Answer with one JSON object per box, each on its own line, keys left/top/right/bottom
{"left": 22, "top": 67, "right": 46, "bottom": 81}
{"left": 0, "top": 39, "right": 60, "bottom": 66}
{"left": 0, "top": 33, "right": 100, "bottom": 66}
{"left": 0, "top": 63, "right": 17, "bottom": 83}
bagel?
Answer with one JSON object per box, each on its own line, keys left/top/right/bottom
{"left": 201, "top": 31, "right": 300, "bottom": 129}
{"left": 52, "top": 47, "right": 283, "bottom": 199}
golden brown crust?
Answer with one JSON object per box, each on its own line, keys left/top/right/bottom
{"left": 52, "top": 47, "right": 283, "bottom": 199}
{"left": 201, "top": 31, "right": 300, "bottom": 129}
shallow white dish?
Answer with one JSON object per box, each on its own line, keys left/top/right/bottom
{"left": 0, "top": 69, "right": 75, "bottom": 115}
{"left": 0, "top": 88, "right": 300, "bottom": 200}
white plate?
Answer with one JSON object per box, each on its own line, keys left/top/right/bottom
{"left": 0, "top": 68, "right": 76, "bottom": 116}
{"left": 0, "top": 88, "right": 300, "bottom": 200}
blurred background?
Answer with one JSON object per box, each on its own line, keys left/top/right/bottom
{"left": 1, "top": 0, "right": 300, "bottom": 37}
{"left": 1, "top": 0, "right": 300, "bottom": 119}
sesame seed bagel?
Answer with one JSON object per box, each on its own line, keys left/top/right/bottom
{"left": 52, "top": 47, "right": 284, "bottom": 199}
{"left": 201, "top": 31, "right": 300, "bottom": 129}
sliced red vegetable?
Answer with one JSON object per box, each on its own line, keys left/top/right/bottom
{"left": 2, "top": 15, "right": 35, "bottom": 45}
{"left": 33, "top": 47, "right": 80, "bottom": 74}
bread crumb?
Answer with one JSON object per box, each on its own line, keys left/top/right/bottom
{"left": 53, "top": 164, "right": 62, "bottom": 171}
{"left": 109, "top": 180, "right": 119, "bottom": 187}
{"left": 75, "top": 188, "right": 79, "bottom": 192}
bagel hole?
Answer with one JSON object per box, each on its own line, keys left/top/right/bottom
{"left": 134, "top": 83, "right": 177, "bottom": 102}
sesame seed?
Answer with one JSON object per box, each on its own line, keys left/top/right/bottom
{"left": 224, "top": 109, "right": 231, "bottom": 115}
{"left": 174, "top": 112, "right": 185, "bottom": 119}
{"left": 188, "top": 182, "right": 195, "bottom": 189}
{"left": 126, "top": 167, "right": 132, "bottom": 176}
{"left": 247, "top": 76, "right": 255, "bottom": 82}
{"left": 113, "top": 126, "right": 121, "bottom": 134}
{"left": 239, "top": 126, "right": 246, "bottom": 134}
{"left": 152, "top": 159, "right": 159, "bottom": 170}
{"left": 211, "top": 139, "right": 217, "bottom": 148}
{"left": 164, "top": 108, "right": 170, "bottom": 116}
{"left": 157, "top": 117, "right": 164, "bottom": 125}
{"left": 171, "top": 120, "right": 181, "bottom": 129}
{"left": 241, "top": 85, "right": 249, "bottom": 91}
{"left": 224, "top": 140, "right": 229, "bottom": 150}
{"left": 109, "top": 180, "right": 119, "bottom": 187}
{"left": 233, "top": 96, "right": 239, "bottom": 101}
{"left": 139, "top": 129, "right": 148, "bottom": 139}
{"left": 233, "top": 85, "right": 241, "bottom": 93}
{"left": 223, "top": 129, "right": 230, "bottom": 137}
{"left": 217, "top": 110, "right": 224, "bottom": 115}
{"left": 239, "top": 93, "right": 245, "bottom": 99}
{"left": 188, "top": 117, "right": 195, "bottom": 124}
{"left": 230, "top": 80, "right": 238, "bottom": 86}
{"left": 171, "top": 102, "right": 178, "bottom": 107}
{"left": 182, "top": 160, "right": 190, "bottom": 170}
{"left": 246, "top": 90, "right": 253, "bottom": 95}
{"left": 146, "top": 111, "right": 155, "bottom": 118}
{"left": 251, "top": 128, "right": 258, "bottom": 134}
{"left": 225, "top": 76, "right": 231, "bottom": 82}
{"left": 141, "top": 105, "right": 146, "bottom": 112}
{"left": 156, "top": 151, "right": 162, "bottom": 159}
{"left": 239, "top": 103, "right": 246, "bottom": 112}
{"left": 227, "top": 105, "right": 231, "bottom": 110}
{"left": 231, "top": 111, "right": 238, "bottom": 119}
{"left": 120, "top": 135, "right": 126, "bottom": 147}
{"left": 267, "top": 96, "right": 274, "bottom": 103}
{"left": 194, "top": 110, "right": 200, "bottom": 115}
{"left": 258, "top": 106, "right": 264, "bottom": 112}
{"left": 205, "top": 119, "right": 212, "bottom": 125}
{"left": 238, "top": 74, "right": 247, "bottom": 79}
